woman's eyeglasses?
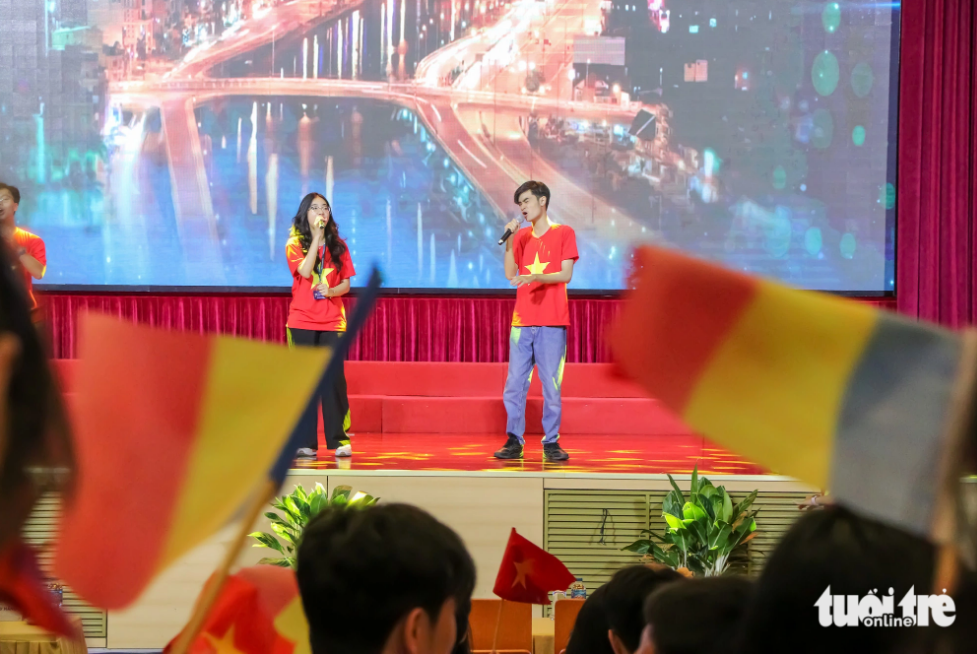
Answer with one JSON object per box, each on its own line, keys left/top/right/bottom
{"left": 311, "top": 204, "right": 330, "bottom": 213}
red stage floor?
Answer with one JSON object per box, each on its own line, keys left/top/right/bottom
{"left": 292, "top": 433, "right": 769, "bottom": 476}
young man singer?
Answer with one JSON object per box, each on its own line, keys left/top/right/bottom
{"left": 495, "top": 181, "right": 578, "bottom": 462}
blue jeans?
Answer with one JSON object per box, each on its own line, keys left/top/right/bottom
{"left": 503, "top": 326, "right": 567, "bottom": 444}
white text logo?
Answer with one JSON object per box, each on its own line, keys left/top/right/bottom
{"left": 815, "top": 586, "right": 955, "bottom": 627}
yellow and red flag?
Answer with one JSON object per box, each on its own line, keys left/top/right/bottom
{"left": 165, "top": 566, "right": 309, "bottom": 654}
{"left": 53, "top": 269, "right": 382, "bottom": 610}
{"left": 0, "top": 541, "right": 76, "bottom": 638}
{"left": 493, "top": 529, "right": 576, "bottom": 604}
{"left": 610, "top": 246, "right": 969, "bottom": 539}
{"left": 52, "top": 314, "right": 330, "bottom": 608}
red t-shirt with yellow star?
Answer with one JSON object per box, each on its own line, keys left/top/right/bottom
{"left": 12, "top": 227, "right": 46, "bottom": 313}
{"left": 286, "top": 235, "right": 355, "bottom": 332}
{"left": 511, "top": 223, "right": 579, "bottom": 327}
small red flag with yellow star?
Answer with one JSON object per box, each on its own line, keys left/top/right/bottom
{"left": 492, "top": 529, "right": 576, "bottom": 604}
{"left": 164, "top": 566, "right": 309, "bottom": 654}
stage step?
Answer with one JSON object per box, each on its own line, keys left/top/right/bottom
{"left": 52, "top": 360, "right": 649, "bottom": 398}
{"left": 53, "top": 360, "right": 692, "bottom": 438}
{"left": 356, "top": 396, "right": 689, "bottom": 435}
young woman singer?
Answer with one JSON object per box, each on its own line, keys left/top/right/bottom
{"left": 285, "top": 193, "right": 355, "bottom": 458}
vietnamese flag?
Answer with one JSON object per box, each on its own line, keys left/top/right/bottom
{"left": 165, "top": 566, "right": 309, "bottom": 654}
{"left": 493, "top": 529, "right": 576, "bottom": 604}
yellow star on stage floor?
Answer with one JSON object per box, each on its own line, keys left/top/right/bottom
{"left": 512, "top": 558, "right": 535, "bottom": 588}
{"left": 203, "top": 624, "right": 246, "bottom": 654}
{"left": 524, "top": 253, "right": 549, "bottom": 276}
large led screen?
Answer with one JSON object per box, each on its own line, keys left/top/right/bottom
{"left": 1, "top": 0, "right": 898, "bottom": 291}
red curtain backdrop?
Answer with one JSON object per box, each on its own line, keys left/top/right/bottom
{"left": 41, "top": 293, "right": 896, "bottom": 361}
{"left": 897, "top": 0, "right": 977, "bottom": 325}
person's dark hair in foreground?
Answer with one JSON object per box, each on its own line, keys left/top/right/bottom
{"left": 0, "top": 245, "right": 73, "bottom": 552}
{"left": 641, "top": 575, "right": 754, "bottom": 654}
{"left": 566, "top": 564, "right": 683, "bottom": 654}
{"left": 732, "top": 505, "right": 938, "bottom": 654}
{"left": 603, "top": 565, "right": 684, "bottom": 654}
{"left": 564, "top": 582, "right": 615, "bottom": 654}
{"left": 296, "top": 503, "right": 476, "bottom": 654}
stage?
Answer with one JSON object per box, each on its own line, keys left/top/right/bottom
{"left": 48, "top": 358, "right": 814, "bottom": 649}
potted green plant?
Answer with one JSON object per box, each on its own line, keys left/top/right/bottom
{"left": 249, "top": 484, "right": 378, "bottom": 568}
{"left": 623, "top": 467, "right": 758, "bottom": 576}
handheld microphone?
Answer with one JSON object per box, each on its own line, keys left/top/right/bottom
{"left": 497, "top": 228, "right": 513, "bottom": 246}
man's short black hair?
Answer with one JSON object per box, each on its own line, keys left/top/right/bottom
{"left": 733, "top": 506, "right": 936, "bottom": 654}
{"left": 644, "top": 575, "right": 753, "bottom": 654}
{"left": 513, "top": 180, "right": 551, "bottom": 208}
{"left": 0, "top": 183, "right": 21, "bottom": 205}
{"left": 297, "top": 503, "right": 476, "bottom": 654}
{"left": 603, "top": 565, "right": 684, "bottom": 653}
{"left": 564, "top": 583, "right": 615, "bottom": 654}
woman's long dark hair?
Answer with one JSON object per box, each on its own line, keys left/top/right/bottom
{"left": 290, "top": 192, "right": 346, "bottom": 275}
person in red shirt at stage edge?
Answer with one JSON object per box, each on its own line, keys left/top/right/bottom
{"left": 286, "top": 192, "right": 356, "bottom": 459}
{"left": 495, "top": 181, "right": 578, "bottom": 462}
{"left": 0, "top": 184, "right": 46, "bottom": 322}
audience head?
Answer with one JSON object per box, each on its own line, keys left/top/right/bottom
{"left": 733, "top": 505, "right": 936, "bottom": 654}
{"left": 297, "top": 503, "right": 476, "bottom": 654}
{"left": 579, "top": 564, "right": 684, "bottom": 654}
{"left": 564, "top": 583, "right": 615, "bottom": 654}
{"left": 639, "top": 575, "right": 754, "bottom": 654}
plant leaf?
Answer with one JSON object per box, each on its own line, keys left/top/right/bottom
{"left": 708, "top": 522, "right": 732, "bottom": 551}
{"left": 652, "top": 543, "right": 680, "bottom": 568}
{"left": 670, "top": 529, "right": 689, "bottom": 554}
{"left": 622, "top": 539, "right": 653, "bottom": 554}
{"left": 682, "top": 502, "right": 708, "bottom": 522}
{"left": 331, "top": 485, "right": 353, "bottom": 504}
{"left": 309, "top": 492, "right": 329, "bottom": 517}
{"left": 294, "top": 485, "right": 309, "bottom": 503}
{"left": 690, "top": 466, "right": 699, "bottom": 495}
{"left": 721, "top": 492, "right": 733, "bottom": 523}
{"left": 731, "top": 491, "right": 758, "bottom": 522}
{"left": 687, "top": 517, "right": 709, "bottom": 547}
{"left": 664, "top": 514, "right": 686, "bottom": 531}
{"left": 279, "top": 497, "right": 303, "bottom": 524}
{"left": 271, "top": 522, "right": 299, "bottom": 545}
{"left": 249, "top": 532, "right": 284, "bottom": 553}
{"left": 667, "top": 474, "right": 686, "bottom": 506}
{"left": 264, "top": 512, "right": 283, "bottom": 523}
{"left": 662, "top": 491, "right": 684, "bottom": 519}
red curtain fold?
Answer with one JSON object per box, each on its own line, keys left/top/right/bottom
{"left": 897, "top": 0, "right": 977, "bottom": 325}
{"left": 41, "top": 293, "right": 895, "bottom": 361}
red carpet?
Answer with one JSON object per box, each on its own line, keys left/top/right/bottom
{"left": 292, "top": 433, "right": 767, "bottom": 476}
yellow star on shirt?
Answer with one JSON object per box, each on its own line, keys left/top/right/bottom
{"left": 523, "top": 253, "right": 549, "bottom": 276}
{"left": 512, "top": 558, "right": 535, "bottom": 589}
{"left": 313, "top": 267, "right": 335, "bottom": 286}
{"left": 203, "top": 624, "right": 246, "bottom": 654}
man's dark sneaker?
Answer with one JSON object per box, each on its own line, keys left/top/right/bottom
{"left": 494, "top": 436, "right": 524, "bottom": 459}
{"left": 543, "top": 442, "right": 569, "bottom": 462}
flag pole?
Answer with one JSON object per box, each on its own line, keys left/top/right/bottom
{"left": 931, "top": 328, "right": 977, "bottom": 593}
{"left": 168, "top": 478, "right": 279, "bottom": 654}
{"left": 490, "top": 598, "right": 504, "bottom": 654}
